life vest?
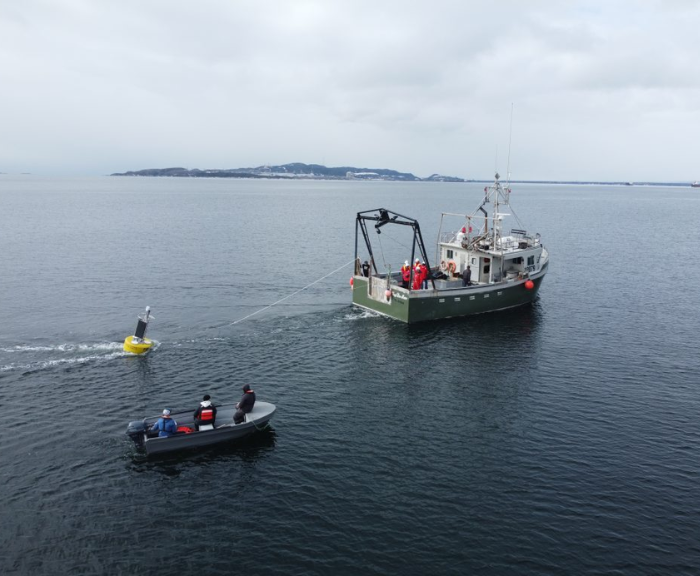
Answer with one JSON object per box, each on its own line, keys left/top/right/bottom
{"left": 401, "top": 266, "right": 411, "bottom": 281}
{"left": 199, "top": 408, "right": 214, "bottom": 422}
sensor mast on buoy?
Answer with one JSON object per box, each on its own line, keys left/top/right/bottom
{"left": 123, "top": 306, "right": 155, "bottom": 354}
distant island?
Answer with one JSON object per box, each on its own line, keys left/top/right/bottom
{"left": 110, "top": 163, "right": 465, "bottom": 182}
{"left": 109, "top": 165, "right": 700, "bottom": 187}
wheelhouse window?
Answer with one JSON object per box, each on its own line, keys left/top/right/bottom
{"left": 527, "top": 255, "right": 535, "bottom": 266}
{"left": 447, "top": 249, "right": 454, "bottom": 259}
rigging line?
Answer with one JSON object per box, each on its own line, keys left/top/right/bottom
{"left": 229, "top": 258, "right": 356, "bottom": 325}
{"left": 382, "top": 232, "right": 414, "bottom": 252}
{"left": 506, "top": 103, "right": 514, "bottom": 185}
{"left": 376, "top": 231, "right": 389, "bottom": 270}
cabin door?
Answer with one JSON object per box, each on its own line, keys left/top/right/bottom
{"left": 480, "top": 258, "right": 491, "bottom": 283}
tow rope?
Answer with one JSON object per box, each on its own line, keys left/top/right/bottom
{"left": 229, "top": 258, "right": 356, "bottom": 325}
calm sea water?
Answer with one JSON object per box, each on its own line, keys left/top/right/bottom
{"left": 1, "top": 175, "right": 699, "bottom": 575}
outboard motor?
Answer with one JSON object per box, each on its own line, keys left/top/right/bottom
{"left": 126, "top": 420, "right": 147, "bottom": 448}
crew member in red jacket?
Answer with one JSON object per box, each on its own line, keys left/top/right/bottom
{"left": 412, "top": 259, "right": 422, "bottom": 290}
{"left": 420, "top": 261, "right": 429, "bottom": 289}
{"left": 400, "top": 260, "right": 411, "bottom": 289}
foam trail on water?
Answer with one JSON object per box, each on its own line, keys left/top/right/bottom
{"left": 343, "top": 309, "right": 382, "bottom": 321}
{"left": 0, "top": 342, "right": 124, "bottom": 353}
{"left": 1, "top": 351, "right": 128, "bottom": 373}
{"left": 0, "top": 340, "right": 160, "bottom": 372}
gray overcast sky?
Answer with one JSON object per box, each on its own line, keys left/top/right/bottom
{"left": 1, "top": 0, "right": 699, "bottom": 180}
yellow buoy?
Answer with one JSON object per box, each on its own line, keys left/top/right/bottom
{"left": 123, "top": 336, "right": 153, "bottom": 355}
{"left": 123, "top": 306, "right": 155, "bottom": 354}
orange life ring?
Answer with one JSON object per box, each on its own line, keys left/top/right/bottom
{"left": 447, "top": 260, "right": 457, "bottom": 273}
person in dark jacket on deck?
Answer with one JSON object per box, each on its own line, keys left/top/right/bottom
{"left": 462, "top": 265, "right": 472, "bottom": 287}
{"left": 193, "top": 394, "right": 217, "bottom": 430}
{"left": 234, "top": 384, "right": 256, "bottom": 424}
{"left": 151, "top": 409, "right": 178, "bottom": 437}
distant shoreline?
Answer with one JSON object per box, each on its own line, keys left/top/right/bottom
{"left": 107, "top": 164, "right": 698, "bottom": 187}
{"left": 108, "top": 172, "right": 696, "bottom": 188}
{"left": 109, "top": 163, "right": 464, "bottom": 182}
{"left": 0, "top": 171, "right": 694, "bottom": 187}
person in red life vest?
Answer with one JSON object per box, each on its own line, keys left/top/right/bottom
{"left": 150, "top": 409, "right": 178, "bottom": 437}
{"left": 400, "top": 260, "right": 411, "bottom": 289}
{"left": 420, "top": 261, "right": 429, "bottom": 289}
{"left": 412, "top": 259, "right": 422, "bottom": 290}
{"left": 412, "top": 269, "right": 422, "bottom": 290}
{"left": 193, "top": 394, "right": 217, "bottom": 430}
{"left": 234, "top": 384, "right": 256, "bottom": 424}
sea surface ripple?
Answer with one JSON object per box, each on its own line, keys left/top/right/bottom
{"left": 1, "top": 177, "right": 699, "bottom": 575}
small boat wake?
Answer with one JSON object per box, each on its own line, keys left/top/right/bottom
{"left": 0, "top": 340, "right": 160, "bottom": 373}
{"left": 0, "top": 342, "right": 124, "bottom": 354}
{"left": 342, "top": 308, "right": 383, "bottom": 321}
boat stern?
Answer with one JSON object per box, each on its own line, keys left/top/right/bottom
{"left": 351, "top": 275, "right": 409, "bottom": 322}
{"left": 126, "top": 420, "right": 147, "bottom": 448}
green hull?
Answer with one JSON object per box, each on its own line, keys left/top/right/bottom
{"left": 352, "top": 265, "right": 547, "bottom": 324}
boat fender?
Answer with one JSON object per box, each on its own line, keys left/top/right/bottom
{"left": 385, "top": 289, "right": 392, "bottom": 300}
{"left": 447, "top": 260, "right": 457, "bottom": 274}
{"left": 524, "top": 280, "right": 535, "bottom": 290}
{"left": 349, "top": 277, "right": 354, "bottom": 288}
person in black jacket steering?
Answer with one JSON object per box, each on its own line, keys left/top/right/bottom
{"left": 234, "top": 384, "right": 256, "bottom": 424}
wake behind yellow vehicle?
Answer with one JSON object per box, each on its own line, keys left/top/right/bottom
{"left": 123, "top": 306, "right": 155, "bottom": 354}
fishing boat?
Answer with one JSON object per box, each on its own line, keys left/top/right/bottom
{"left": 691, "top": 181, "right": 700, "bottom": 188}
{"left": 351, "top": 173, "right": 549, "bottom": 323}
{"left": 126, "top": 402, "right": 276, "bottom": 455}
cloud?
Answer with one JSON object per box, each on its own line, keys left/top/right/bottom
{"left": 1, "top": 0, "right": 699, "bottom": 180}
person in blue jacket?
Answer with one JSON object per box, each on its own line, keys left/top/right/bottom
{"left": 151, "top": 409, "right": 178, "bottom": 437}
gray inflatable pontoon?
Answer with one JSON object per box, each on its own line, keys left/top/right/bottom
{"left": 126, "top": 402, "right": 276, "bottom": 456}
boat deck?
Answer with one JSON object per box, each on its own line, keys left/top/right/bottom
{"left": 143, "top": 402, "right": 274, "bottom": 435}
